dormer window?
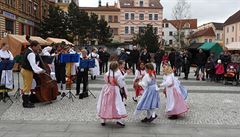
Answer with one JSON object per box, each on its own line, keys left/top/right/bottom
{"left": 184, "top": 23, "right": 190, "bottom": 29}
{"left": 140, "top": 0, "right": 144, "bottom": 7}
{"left": 124, "top": 3, "right": 130, "bottom": 6}
{"left": 151, "top": 4, "right": 154, "bottom": 7}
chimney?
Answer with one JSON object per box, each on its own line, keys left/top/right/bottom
{"left": 98, "top": 0, "right": 101, "bottom": 7}
{"left": 106, "top": 2, "right": 109, "bottom": 7}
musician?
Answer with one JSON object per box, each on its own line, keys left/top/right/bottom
{"left": 21, "top": 41, "right": 45, "bottom": 108}
{"left": 54, "top": 44, "right": 66, "bottom": 95}
{"left": 0, "top": 43, "right": 14, "bottom": 98}
{"left": 76, "top": 49, "right": 89, "bottom": 99}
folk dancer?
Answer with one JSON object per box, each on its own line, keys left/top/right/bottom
{"left": 159, "top": 65, "right": 188, "bottom": 119}
{"left": 132, "top": 62, "right": 146, "bottom": 102}
{"left": 0, "top": 43, "right": 14, "bottom": 98}
{"left": 118, "top": 60, "right": 131, "bottom": 105}
{"left": 134, "top": 63, "right": 160, "bottom": 123}
{"left": 76, "top": 49, "right": 89, "bottom": 99}
{"left": 97, "top": 61, "right": 127, "bottom": 127}
{"left": 89, "top": 48, "right": 100, "bottom": 80}
{"left": 20, "top": 41, "right": 45, "bottom": 108}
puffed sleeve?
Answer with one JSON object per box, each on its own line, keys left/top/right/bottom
{"left": 117, "top": 74, "right": 125, "bottom": 88}
{"left": 160, "top": 75, "right": 173, "bottom": 87}
{"left": 134, "top": 70, "right": 139, "bottom": 81}
{"left": 138, "top": 74, "right": 151, "bottom": 88}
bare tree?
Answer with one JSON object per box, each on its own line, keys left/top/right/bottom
{"left": 172, "top": 0, "right": 191, "bottom": 49}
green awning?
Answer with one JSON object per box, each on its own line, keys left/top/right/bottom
{"left": 198, "top": 42, "right": 223, "bottom": 57}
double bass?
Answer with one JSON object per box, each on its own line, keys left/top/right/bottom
{"left": 33, "top": 53, "right": 58, "bottom": 102}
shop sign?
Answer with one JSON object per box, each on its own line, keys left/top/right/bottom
{"left": 3, "top": 11, "right": 16, "bottom": 20}
{"left": 17, "top": 17, "right": 34, "bottom": 26}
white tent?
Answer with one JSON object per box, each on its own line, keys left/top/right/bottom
{"left": 225, "top": 42, "right": 240, "bottom": 50}
{"left": 46, "top": 37, "right": 74, "bottom": 45}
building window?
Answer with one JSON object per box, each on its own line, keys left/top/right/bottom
{"left": 34, "top": 4, "right": 38, "bottom": 17}
{"left": 100, "top": 15, "right": 105, "bottom": 20}
{"left": 209, "top": 39, "right": 212, "bottom": 42}
{"left": 154, "top": 14, "right": 158, "bottom": 20}
{"left": 20, "top": 0, "right": 25, "bottom": 11}
{"left": 131, "top": 13, "right": 134, "bottom": 20}
{"left": 125, "top": 13, "right": 129, "bottom": 20}
{"left": 226, "top": 38, "right": 229, "bottom": 44}
{"left": 216, "top": 33, "right": 220, "bottom": 40}
{"left": 232, "top": 26, "right": 234, "bottom": 32}
{"left": 162, "top": 23, "right": 164, "bottom": 28}
{"left": 149, "top": 14, "right": 153, "bottom": 20}
{"left": 169, "top": 31, "right": 173, "bottom": 36}
{"left": 125, "top": 26, "right": 129, "bottom": 34}
{"left": 114, "top": 16, "right": 118, "bottom": 22}
{"left": 232, "top": 37, "right": 234, "bottom": 42}
{"left": 227, "top": 27, "right": 229, "bottom": 33}
{"left": 140, "top": 0, "right": 144, "bottom": 7}
{"left": 28, "top": 1, "right": 33, "bottom": 14}
{"left": 5, "top": 19, "right": 14, "bottom": 34}
{"left": 205, "top": 39, "right": 208, "bottom": 42}
{"left": 139, "top": 27, "right": 145, "bottom": 33}
{"left": 139, "top": 14, "right": 144, "bottom": 20}
{"left": 162, "top": 32, "right": 164, "bottom": 36}
{"left": 108, "top": 16, "right": 113, "bottom": 23}
{"left": 130, "top": 27, "right": 134, "bottom": 34}
{"left": 169, "top": 40, "right": 173, "bottom": 45}
{"left": 165, "top": 23, "right": 169, "bottom": 28}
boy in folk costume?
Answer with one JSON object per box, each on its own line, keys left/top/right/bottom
{"left": 159, "top": 65, "right": 188, "bottom": 119}
{"left": 97, "top": 61, "right": 127, "bottom": 127}
{"left": 134, "top": 63, "right": 160, "bottom": 123}
{"left": 89, "top": 48, "right": 100, "bottom": 80}
{"left": 132, "top": 62, "right": 146, "bottom": 102}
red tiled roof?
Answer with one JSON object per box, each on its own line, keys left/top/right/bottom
{"left": 79, "top": 6, "right": 120, "bottom": 12}
{"left": 119, "top": 0, "right": 163, "bottom": 9}
{"left": 164, "top": 19, "right": 197, "bottom": 30}
{"left": 191, "top": 27, "right": 215, "bottom": 38}
{"left": 224, "top": 10, "right": 240, "bottom": 26}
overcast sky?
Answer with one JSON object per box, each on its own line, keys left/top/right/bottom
{"left": 79, "top": 0, "right": 240, "bottom": 26}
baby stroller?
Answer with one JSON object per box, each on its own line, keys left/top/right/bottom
{"left": 223, "top": 63, "right": 239, "bottom": 86}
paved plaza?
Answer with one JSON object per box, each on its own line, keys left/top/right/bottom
{"left": 0, "top": 69, "right": 240, "bottom": 137}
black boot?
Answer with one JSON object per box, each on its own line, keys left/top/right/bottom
{"left": 22, "top": 95, "right": 35, "bottom": 108}
{"left": 83, "top": 92, "right": 89, "bottom": 98}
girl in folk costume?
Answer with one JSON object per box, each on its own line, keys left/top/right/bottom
{"left": 132, "top": 62, "right": 146, "bottom": 102}
{"left": 118, "top": 60, "right": 131, "bottom": 105}
{"left": 89, "top": 48, "right": 100, "bottom": 80}
{"left": 97, "top": 61, "right": 127, "bottom": 127}
{"left": 159, "top": 65, "right": 188, "bottom": 120}
{"left": 134, "top": 63, "right": 160, "bottom": 123}
{"left": 0, "top": 43, "right": 14, "bottom": 92}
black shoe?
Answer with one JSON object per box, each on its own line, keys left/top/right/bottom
{"left": 94, "top": 76, "right": 96, "bottom": 80}
{"left": 101, "top": 122, "right": 106, "bottom": 126}
{"left": 61, "top": 92, "right": 66, "bottom": 98}
{"left": 79, "top": 94, "right": 83, "bottom": 99}
{"left": 141, "top": 117, "right": 150, "bottom": 123}
{"left": 116, "top": 121, "right": 125, "bottom": 127}
{"left": 168, "top": 115, "right": 178, "bottom": 120}
{"left": 83, "top": 92, "right": 89, "bottom": 98}
{"left": 132, "top": 97, "right": 137, "bottom": 102}
{"left": 22, "top": 95, "right": 35, "bottom": 108}
{"left": 91, "top": 76, "right": 94, "bottom": 80}
{"left": 148, "top": 115, "right": 158, "bottom": 122}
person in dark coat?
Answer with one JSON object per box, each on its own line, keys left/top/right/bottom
{"left": 220, "top": 51, "right": 231, "bottom": 72}
{"left": 140, "top": 48, "right": 151, "bottom": 64}
{"left": 174, "top": 51, "right": 183, "bottom": 76}
{"left": 102, "top": 48, "right": 110, "bottom": 73}
{"left": 154, "top": 47, "right": 165, "bottom": 75}
{"left": 118, "top": 48, "right": 128, "bottom": 69}
{"left": 195, "top": 49, "right": 207, "bottom": 80}
{"left": 129, "top": 46, "right": 140, "bottom": 75}
{"left": 98, "top": 47, "right": 104, "bottom": 75}
{"left": 168, "top": 49, "right": 176, "bottom": 69}
{"left": 182, "top": 49, "right": 191, "bottom": 80}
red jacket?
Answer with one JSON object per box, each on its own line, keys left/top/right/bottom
{"left": 215, "top": 64, "right": 224, "bottom": 74}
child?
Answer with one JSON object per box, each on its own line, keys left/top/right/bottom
{"left": 97, "top": 61, "right": 127, "bottom": 127}
{"left": 215, "top": 59, "right": 224, "bottom": 82}
{"left": 159, "top": 65, "right": 188, "bottom": 119}
{"left": 132, "top": 62, "right": 146, "bottom": 102}
{"left": 134, "top": 63, "right": 160, "bottom": 123}
{"left": 118, "top": 60, "right": 130, "bottom": 105}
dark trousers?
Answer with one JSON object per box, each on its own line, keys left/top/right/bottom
{"left": 129, "top": 62, "right": 137, "bottom": 75}
{"left": 99, "top": 62, "right": 104, "bottom": 75}
{"left": 155, "top": 62, "right": 161, "bottom": 75}
{"left": 104, "top": 61, "right": 108, "bottom": 73}
{"left": 216, "top": 74, "right": 223, "bottom": 82}
{"left": 196, "top": 65, "right": 205, "bottom": 78}
{"left": 55, "top": 64, "right": 66, "bottom": 84}
{"left": 76, "top": 69, "right": 88, "bottom": 95}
